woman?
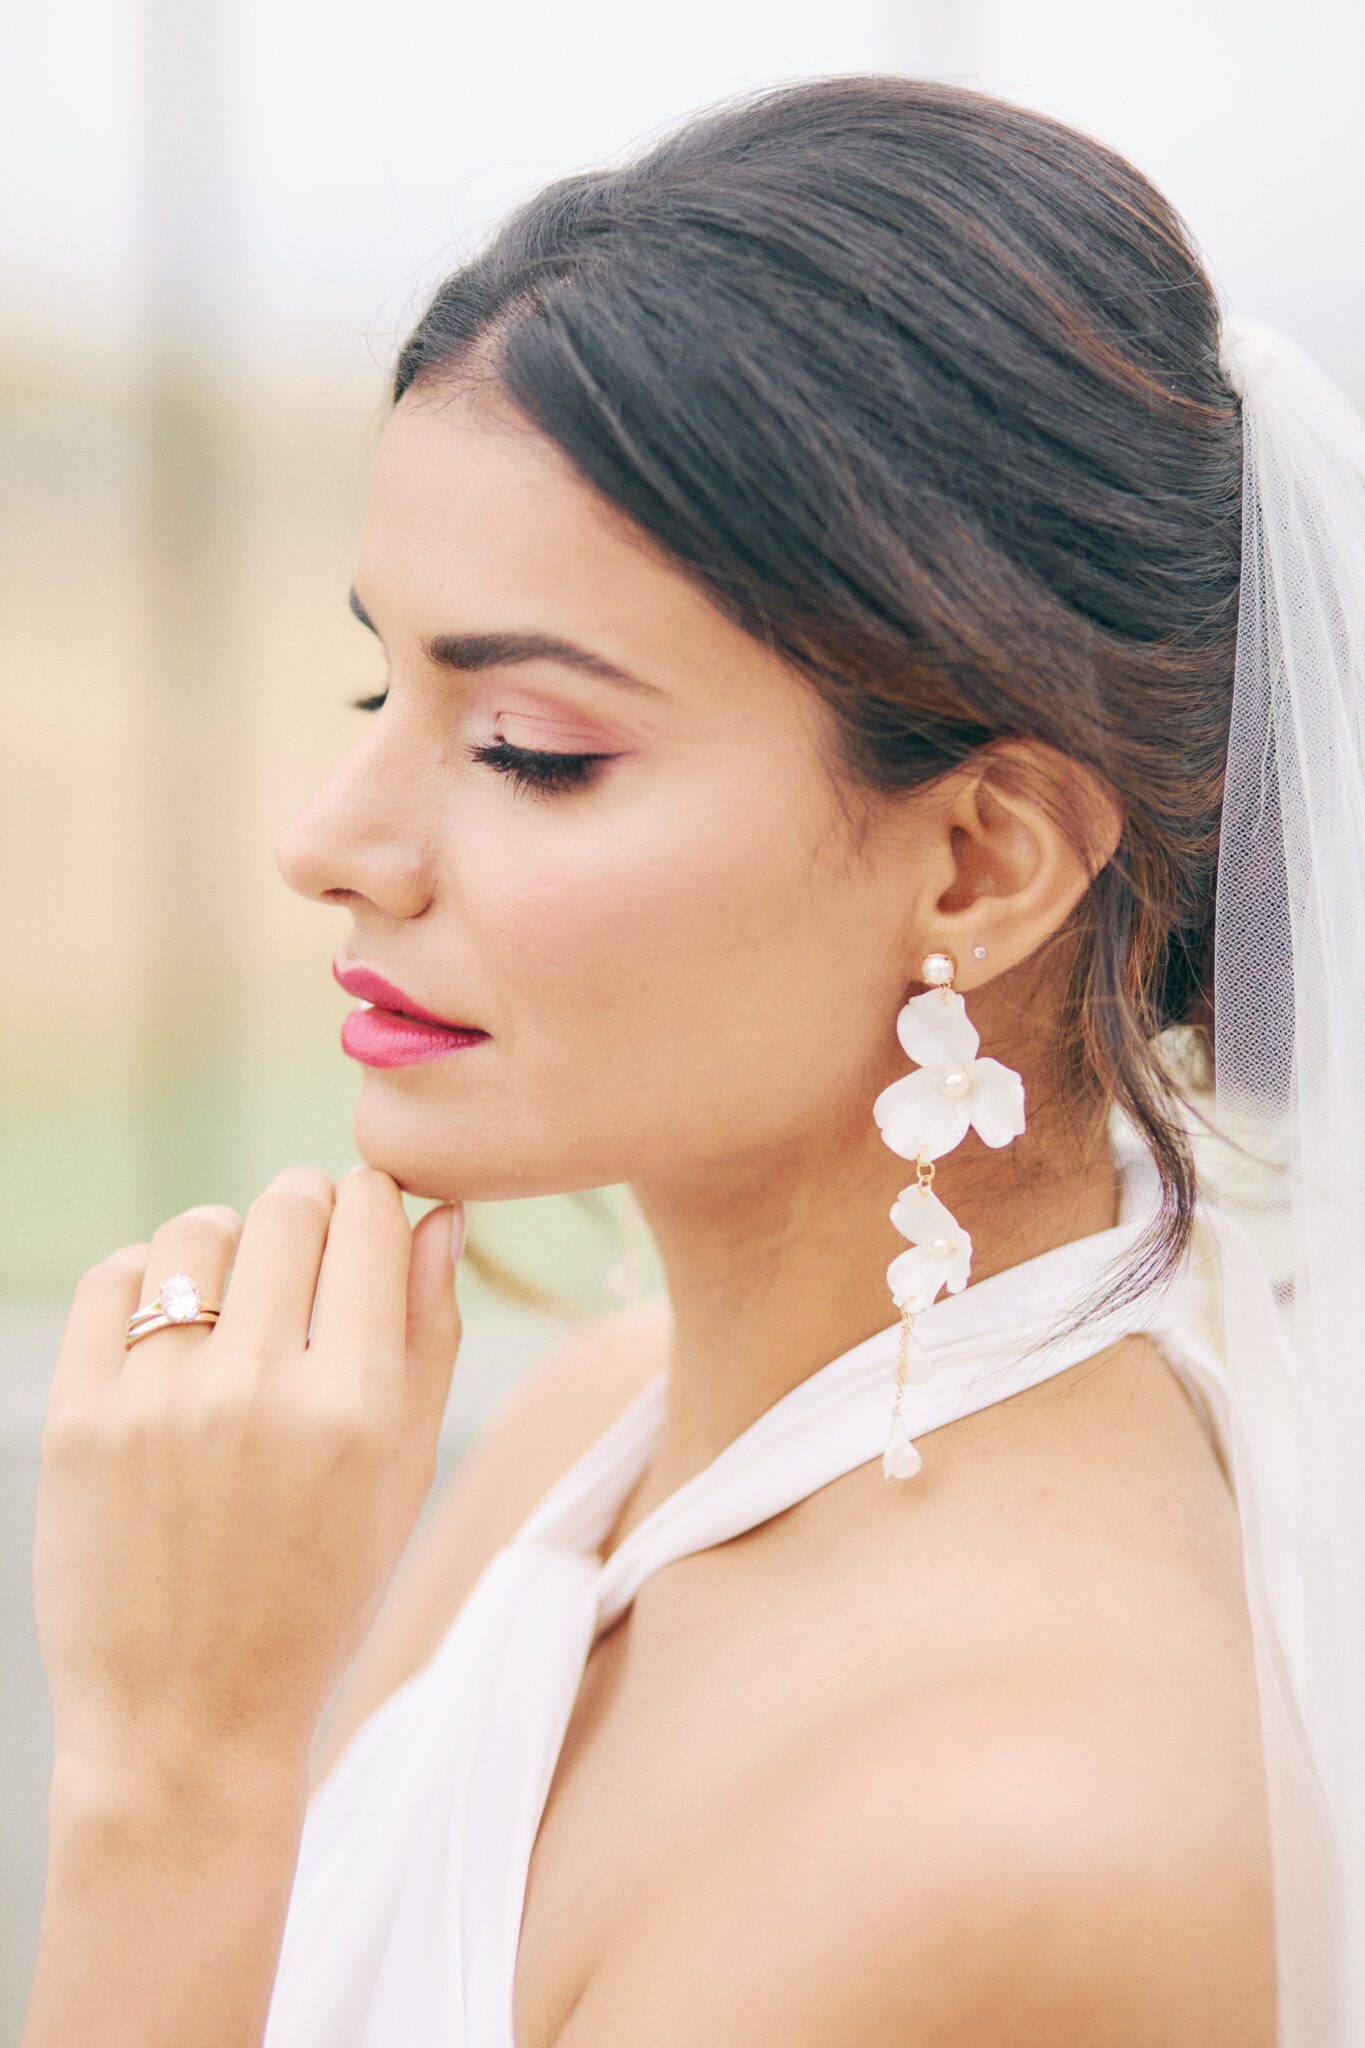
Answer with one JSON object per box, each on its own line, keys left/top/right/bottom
{"left": 23, "top": 73, "right": 1361, "bottom": 2048}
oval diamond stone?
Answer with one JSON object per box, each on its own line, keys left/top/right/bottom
{"left": 161, "top": 1273, "right": 202, "bottom": 1322}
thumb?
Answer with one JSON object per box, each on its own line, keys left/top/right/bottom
{"left": 401, "top": 1199, "right": 465, "bottom": 1454}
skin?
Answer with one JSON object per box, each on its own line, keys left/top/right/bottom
{"left": 26, "top": 1167, "right": 463, "bottom": 2048}
{"left": 272, "top": 376, "right": 1277, "bottom": 2039}
{"left": 23, "top": 373, "right": 1275, "bottom": 2047}
{"left": 277, "top": 370, "right": 1129, "bottom": 1503}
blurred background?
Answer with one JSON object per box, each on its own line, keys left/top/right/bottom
{"left": 2, "top": 0, "right": 1360, "bottom": 2029}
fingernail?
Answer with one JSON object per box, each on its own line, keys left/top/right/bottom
{"left": 450, "top": 1204, "right": 467, "bottom": 1263}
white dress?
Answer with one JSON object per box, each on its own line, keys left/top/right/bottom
{"left": 261, "top": 1142, "right": 1318, "bottom": 2047}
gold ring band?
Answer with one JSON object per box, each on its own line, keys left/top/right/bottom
{"left": 125, "top": 1308, "right": 221, "bottom": 1351}
{"left": 127, "top": 1299, "right": 223, "bottom": 1329}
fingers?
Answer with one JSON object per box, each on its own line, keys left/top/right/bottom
{"left": 51, "top": 1243, "right": 153, "bottom": 1400}
{"left": 210, "top": 1168, "right": 335, "bottom": 1356}
{"left": 130, "top": 1204, "right": 242, "bottom": 1325}
{"left": 121, "top": 1202, "right": 244, "bottom": 1376}
{"left": 51, "top": 1196, "right": 244, "bottom": 1401}
{"left": 52, "top": 1171, "right": 456, "bottom": 1443}
{"left": 306, "top": 1167, "right": 412, "bottom": 1394}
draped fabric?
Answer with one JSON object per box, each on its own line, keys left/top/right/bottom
{"left": 262, "top": 1138, "right": 1320, "bottom": 2047}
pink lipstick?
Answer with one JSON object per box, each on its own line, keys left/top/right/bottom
{"left": 333, "top": 958, "right": 490, "bottom": 1070}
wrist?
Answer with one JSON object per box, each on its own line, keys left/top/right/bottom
{"left": 31, "top": 1728, "right": 313, "bottom": 2048}
{"left": 50, "top": 1722, "right": 314, "bottom": 1828}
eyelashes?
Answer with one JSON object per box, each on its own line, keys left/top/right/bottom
{"left": 467, "top": 736, "right": 611, "bottom": 796}
{"left": 348, "top": 689, "right": 614, "bottom": 798}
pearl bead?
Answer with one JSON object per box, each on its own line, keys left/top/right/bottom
{"left": 930, "top": 1234, "right": 952, "bottom": 1257}
{"left": 922, "top": 951, "right": 955, "bottom": 987}
{"left": 940, "top": 1068, "right": 970, "bottom": 1098}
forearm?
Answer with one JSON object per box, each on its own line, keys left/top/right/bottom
{"left": 23, "top": 1743, "right": 312, "bottom": 2048}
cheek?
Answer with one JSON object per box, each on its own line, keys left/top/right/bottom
{"left": 462, "top": 754, "right": 876, "bottom": 1105}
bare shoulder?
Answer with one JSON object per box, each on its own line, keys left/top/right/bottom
{"left": 790, "top": 1672, "right": 1278, "bottom": 2047}
{"left": 311, "top": 1291, "right": 672, "bottom": 1790}
{"left": 559, "top": 1656, "right": 1277, "bottom": 2048}
{"left": 550, "top": 1327, "right": 1274, "bottom": 2046}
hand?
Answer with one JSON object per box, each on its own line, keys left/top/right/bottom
{"left": 34, "top": 1166, "right": 465, "bottom": 1781}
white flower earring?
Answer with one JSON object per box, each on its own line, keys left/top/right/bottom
{"left": 872, "top": 948, "right": 1027, "bottom": 1478}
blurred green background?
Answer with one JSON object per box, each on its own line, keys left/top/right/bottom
{"left": 0, "top": 363, "right": 658, "bottom": 1316}
{"left": 0, "top": 358, "right": 665, "bottom": 2028}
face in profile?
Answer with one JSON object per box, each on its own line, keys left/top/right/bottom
{"left": 275, "top": 377, "right": 936, "bottom": 1206}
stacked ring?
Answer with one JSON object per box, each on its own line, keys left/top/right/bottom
{"left": 124, "top": 1272, "right": 224, "bottom": 1352}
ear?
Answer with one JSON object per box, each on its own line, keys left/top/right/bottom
{"left": 919, "top": 740, "right": 1123, "bottom": 990}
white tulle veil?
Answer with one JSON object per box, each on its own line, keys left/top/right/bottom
{"left": 1199, "top": 311, "right": 1365, "bottom": 2048}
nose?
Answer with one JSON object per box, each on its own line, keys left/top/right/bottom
{"left": 274, "top": 739, "right": 434, "bottom": 918}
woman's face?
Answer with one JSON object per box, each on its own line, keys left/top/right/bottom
{"left": 275, "top": 378, "right": 935, "bottom": 1203}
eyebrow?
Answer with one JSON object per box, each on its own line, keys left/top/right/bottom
{"left": 348, "top": 584, "right": 666, "bottom": 699}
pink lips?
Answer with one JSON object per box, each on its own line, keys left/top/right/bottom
{"left": 333, "top": 958, "right": 490, "bottom": 1069}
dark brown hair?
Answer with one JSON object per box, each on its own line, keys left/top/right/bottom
{"left": 391, "top": 74, "right": 1241, "bottom": 1318}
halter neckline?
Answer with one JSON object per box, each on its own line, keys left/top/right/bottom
{"left": 512, "top": 1132, "right": 1181, "bottom": 1637}
{"left": 263, "top": 1127, "right": 1261, "bottom": 2048}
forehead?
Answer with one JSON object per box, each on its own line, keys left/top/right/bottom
{"left": 357, "top": 379, "right": 806, "bottom": 722}
{"left": 367, "top": 379, "right": 660, "bottom": 582}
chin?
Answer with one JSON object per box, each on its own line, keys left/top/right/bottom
{"left": 346, "top": 1093, "right": 441, "bottom": 1196}
{"left": 347, "top": 1095, "right": 578, "bottom": 1205}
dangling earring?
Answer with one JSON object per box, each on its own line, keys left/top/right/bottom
{"left": 871, "top": 947, "right": 1026, "bottom": 1479}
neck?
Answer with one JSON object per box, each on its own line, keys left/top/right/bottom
{"left": 627, "top": 1096, "right": 1122, "bottom": 1504}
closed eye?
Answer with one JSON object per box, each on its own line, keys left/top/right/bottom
{"left": 347, "top": 688, "right": 616, "bottom": 797}
{"left": 466, "top": 736, "right": 615, "bottom": 797}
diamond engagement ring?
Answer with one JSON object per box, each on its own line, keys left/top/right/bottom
{"left": 124, "top": 1272, "right": 223, "bottom": 1351}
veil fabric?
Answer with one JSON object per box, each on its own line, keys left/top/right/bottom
{"left": 1208, "top": 312, "right": 1365, "bottom": 2048}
